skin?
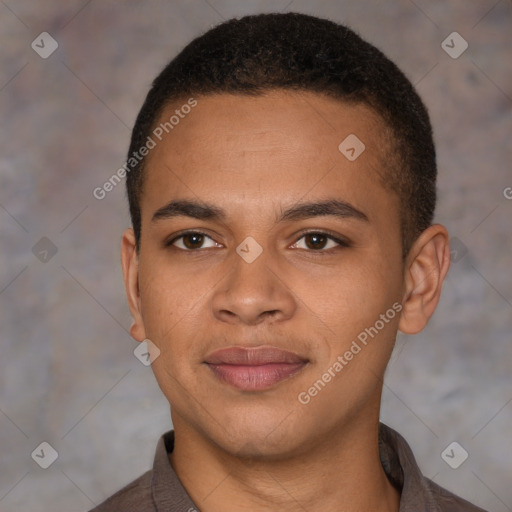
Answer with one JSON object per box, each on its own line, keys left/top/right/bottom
{"left": 121, "top": 90, "right": 450, "bottom": 512}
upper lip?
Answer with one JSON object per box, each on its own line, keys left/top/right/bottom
{"left": 204, "top": 346, "right": 308, "bottom": 365}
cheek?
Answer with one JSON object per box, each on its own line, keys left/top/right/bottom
{"left": 137, "top": 258, "right": 189, "bottom": 341}
{"left": 137, "top": 257, "right": 213, "bottom": 366}
{"left": 292, "top": 253, "right": 402, "bottom": 331}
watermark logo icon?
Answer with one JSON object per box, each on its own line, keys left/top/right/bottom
{"left": 134, "top": 339, "right": 161, "bottom": 366}
{"left": 31, "top": 442, "right": 58, "bottom": 469}
{"left": 236, "top": 236, "right": 263, "bottom": 264}
{"left": 441, "top": 32, "right": 468, "bottom": 59}
{"left": 441, "top": 441, "right": 468, "bottom": 469}
{"left": 32, "top": 237, "right": 58, "bottom": 263}
{"left": 31, "top": 32, "right": 58, "bottom": 59}
{"left": 235, "top": 442, "right": 264, "bottom": 469}
{"left": 449, "top": 236, "right": 468, "bottom": 263}
{"left": 338, "top": 134, "right": 365, "bottom": 161}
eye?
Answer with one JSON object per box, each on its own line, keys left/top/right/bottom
{"left": 166, "top": 230, "right": 349, "bottom": 252}
{"left": 167, "top": 231, "right": 221, "bottom": 250}
{"left": 291, "top": 231, "right": 349, "bottom": 251}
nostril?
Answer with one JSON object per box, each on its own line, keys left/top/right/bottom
{"left": 220, "top": 310, "right": 237, "bottom": 318}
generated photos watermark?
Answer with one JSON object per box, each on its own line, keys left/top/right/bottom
{"left": 298, "top": 302, "right": 403, "bottom": 405}
{"left": 93, "top": 97, "right": 197, "bottom": 200}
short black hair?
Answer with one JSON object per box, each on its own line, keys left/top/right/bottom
{"left": 126, "top": 12, "right": 436, "bottom": 258}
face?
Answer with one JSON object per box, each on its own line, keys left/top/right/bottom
{"left": 125, "top": 90, "right": 407, "bottom": 457}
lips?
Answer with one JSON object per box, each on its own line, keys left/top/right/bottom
{"left": 204, "top": 346, "right": 308, "bottom": 391}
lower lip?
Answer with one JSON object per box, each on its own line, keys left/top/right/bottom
{"left": 206, "top": 362, "right": 306, "bottom": 391}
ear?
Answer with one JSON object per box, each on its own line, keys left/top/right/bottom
{"left": 398, "top": 224, "right": 451, "bottom": 334}
{"left": 121, "top": 228, "right": 147, "bottom": 341}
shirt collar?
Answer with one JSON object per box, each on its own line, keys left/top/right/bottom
{"left": 378, "top": 423, "right": 442, "bottom": 512}
{"left": 151, "top": 430, "right": 197, "bottom": 511}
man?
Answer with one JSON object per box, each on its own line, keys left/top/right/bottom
{"left": 92, "top": 12, "right": 486, "bottom": 512}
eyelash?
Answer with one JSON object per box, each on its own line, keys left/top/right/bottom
{"left": 165, "top": 230, "right": 350, "bottom": 253}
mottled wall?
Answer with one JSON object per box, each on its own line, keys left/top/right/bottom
{"left": 0, "top": 1, "right": 510, "bottom": 511}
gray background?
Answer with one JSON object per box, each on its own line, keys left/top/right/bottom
{"left": 0, "top": 1, "right": 511, "bottom": 511}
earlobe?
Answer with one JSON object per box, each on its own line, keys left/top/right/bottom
{"left": 121, "top": 228, "right": 147, "bottom": 342}
{"left": 398, "top": 224, "right": 450, "bottom": 335}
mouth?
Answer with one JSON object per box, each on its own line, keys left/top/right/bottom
{"left": 204, "top": 346, "right": 309, "bottom": 391}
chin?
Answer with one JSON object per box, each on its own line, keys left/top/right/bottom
{"left": 208, "top": 409, "right": 309, "bottom": 458}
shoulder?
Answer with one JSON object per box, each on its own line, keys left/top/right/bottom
{"left": 88, "top": 470, "right": 154, "bottom": 512}
{"left": 426, "top": 478, "right": 489, "bottom": 512}
{"left": 378, "top": 423, "right": 488, "bottom": 512}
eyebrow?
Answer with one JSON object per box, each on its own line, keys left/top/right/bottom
{"left": 151, "top": 198, "right": 368, "bottom": 224}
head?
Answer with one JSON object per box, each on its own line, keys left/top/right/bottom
{"left": 121, "top": 13, "right": 450, "bottom": 458}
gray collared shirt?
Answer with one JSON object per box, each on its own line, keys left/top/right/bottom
{"left": 90, "top": 423, "right": 487, "bottom": 511}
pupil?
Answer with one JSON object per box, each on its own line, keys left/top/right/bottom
{"left": 184, "top": 233, "right": 203, "bottom": 249}
{"left": 306, "top": 234, "right": 327, "bottom": 250}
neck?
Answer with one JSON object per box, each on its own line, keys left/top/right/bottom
{"left": 168, "top": 413, "right": 400, "bottom": 512}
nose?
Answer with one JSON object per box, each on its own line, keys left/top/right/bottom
{"left": 211, "top": 245, "right": 297, "bottom": 326}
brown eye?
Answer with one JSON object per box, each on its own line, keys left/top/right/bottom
{"left": 168, "top": 232, "right": 219, "bottom": 250}
{"left": 291, "top": 231, "right": 349, "bottom": 252}
{"left": 304, "top": 233, "right": 329, "bottom": 250}
{"left": 182, "top": 233, "right": 205, "bottom": 249}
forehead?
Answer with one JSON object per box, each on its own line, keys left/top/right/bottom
{"left": 141, "top": 90, "right": 397, "bottom": 223}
